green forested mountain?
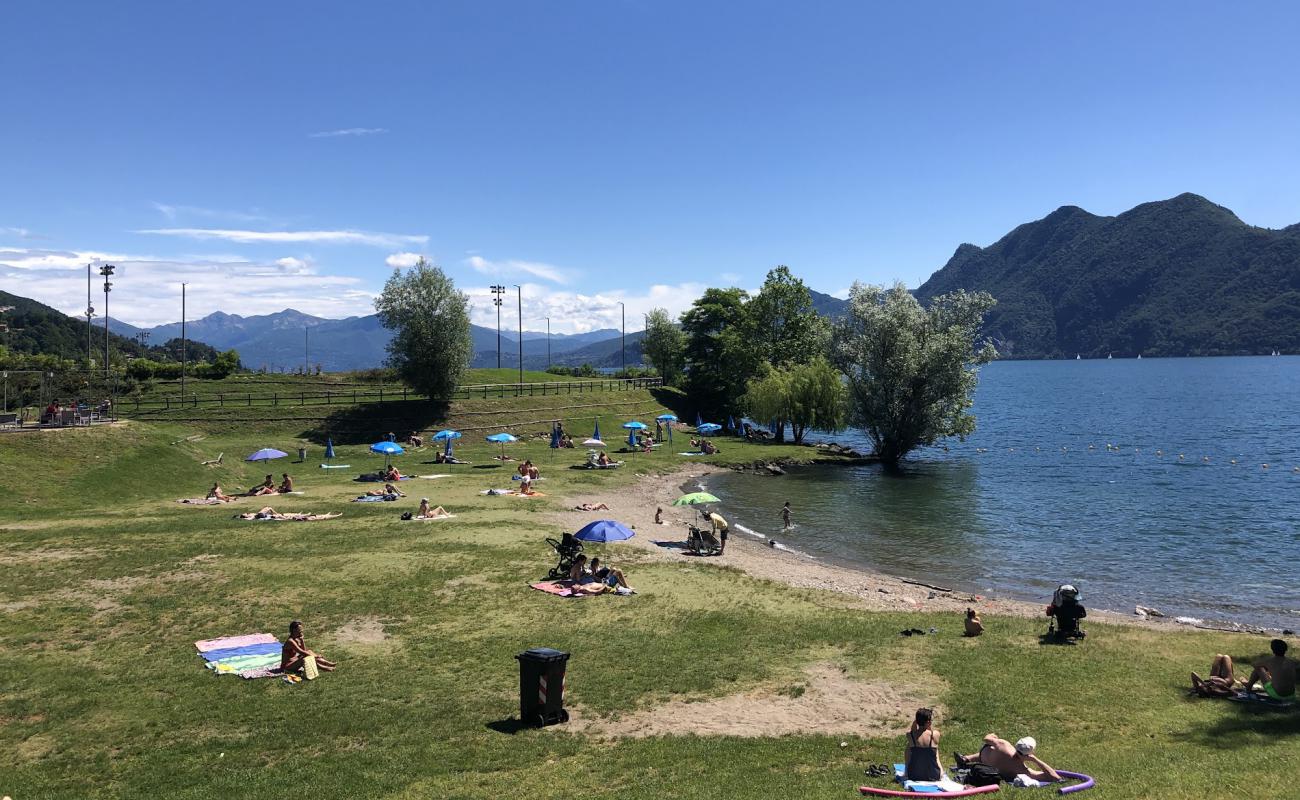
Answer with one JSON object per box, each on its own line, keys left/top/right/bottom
{"left": 915, "top": 193, "right": 1300, "bottom": 358}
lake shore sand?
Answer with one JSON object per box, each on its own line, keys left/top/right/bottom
{"left": 561, "top": 463, "right": 1222, "bottom": 631}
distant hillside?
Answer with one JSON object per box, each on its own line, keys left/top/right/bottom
{"left": 809, "top": 289, "right": 849, "bottom": 318}
{"left": 915, "top": 193, "right": 1300, "bottom": 358}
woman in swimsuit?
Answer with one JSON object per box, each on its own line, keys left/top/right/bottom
{"left": 206, "top": 483, "right": 234, "bottom": 502}
{"left": 249, "top": 474, "right": 277, "bottom": 496}
{"left": 903, "top": 708, "right": 942, "bottom": 782}
{"left": 567, "top": 555, "right": 606, "bottom": 594}
{"left": 281, "top": 620, "right": 336, "bottom": 675}
{"left": 416, "top": 498, "right": 451, "bottom": 519}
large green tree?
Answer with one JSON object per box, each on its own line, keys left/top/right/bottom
{"left": 640, "top": 307, "right": 687, "bottom": 387}
{"left": 374, "top": 258, "right": 473, "bottom": 399}
{"left": 680, "top": 287, "right": 752, "bottom": 418}
{"left": 832, "top": 283, "right": 996, "bottom": 467}
{"left": 742, "top": 357, "right": 845, "bottom": 444}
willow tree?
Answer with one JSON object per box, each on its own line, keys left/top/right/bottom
{"left": 743, "top": 357, "right": 845, "bottom": 444}
{"left": 832, "top": 283, "right": 996, "bottom": 466}
{"left": 374, "top": 258, "right": 473, "bottom": 399}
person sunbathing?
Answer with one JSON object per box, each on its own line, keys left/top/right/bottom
{"left": 277, "top": 473, "right": 294, "bottom": 493}
{"left": 518, "top": 461, "right": 532, "bottom": 478}
{"left": 415, "top": 498, "right": 452, "bottom": 519}
{"left": 281, "top": 620, "right": 336, "bottom": 675}
{"left": 589, "top": 557, "right": 633, "bottom": 591}
{"left": 434, "top": 451, "right": 447, "bottom": 463}
{"left": 964, "top": 607, "right": 985, "bottom": 637}
{"left": 383, "top": 465, "right": 403, "bottom": 481}
{"left": 365, "top": 483, "right": 404, "bottom": 498}
{"left": 1191, "top": 653, "right": 1241, "bottom": 697}
{"left": 567, "top": 555, "right": 609, "bottom": 594}
{"left": 247, "top": 474, "right": 277, "bottom": 496}
{"left": 573, "top": 502, "right": 611, "bottom": 511}
{"left": 956, "top": 734, "right": 1061, "bottom": 783}
{"left": 596, "top": 451, "right": 612, "bottom": 466}
{"left": 700, "top": 440, "right": 719, "bottom": 455}
{"left": 236, "top": 507, "right": 340, "bottom": 521}
{"left": 206, "top": 483, "right": 235, "bottom": 502}
{"left": 1244, "top": 639, "right": 1297, "bottom": 700}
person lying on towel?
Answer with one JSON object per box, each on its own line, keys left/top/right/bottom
{"left": 206, "top": 483, "right": 235, "bottom": 502}
{"left": 415, "top": 498, "right": 452, "bottom": 519}
{"left": 956, "top": 734, "right": 1061, "bottom": 783}
{"left": 567, "top": 555, "right": 610, "bottom": 594}
{"left": 234, "top": 507, "right": 341, "bottom": 521}
{"left": 281, "top": 620, "right": 336, "bottom": 675}
{"left": 247, "top": 474, "right": 277, "bottom": 496}
{"left": 365, "top": 483, "right": 404, "bottom": 498}
{"left": 573, "top": 502, "right": 611, "bottom": 511}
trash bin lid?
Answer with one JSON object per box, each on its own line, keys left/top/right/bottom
{"left": 516, "top": 647, "right": 570, "bottom": 662}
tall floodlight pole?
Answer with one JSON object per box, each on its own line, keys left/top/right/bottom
{"left": 618, "top": 301, "right": 626, "bottom": 375}
{"left": 304, "top": 326, "right": 309, "bottom": 374}
{"left": 99, "top": 264, "right": 116, "bottom": 379}
{"left": 545, "top": 317, "right": 550, "bottom": 369}
{"left": 490, "top": 284, "right": 505, "bottom": 369}
{"left": 181, "top": 283, "right": 187, "bottom": 401}
{"left": 514, "top": 285, "right": 523, "bottom": 386}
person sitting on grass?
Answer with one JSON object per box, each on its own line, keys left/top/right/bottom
{"left": 700, "top": 439, "right": 719, "bottom": 455}
{"left": 964, "top": 607, "right": 985, "bottom": 637}
{"left": 206, "top": 483, "right": 235, "bottom": 502}
{"left": 248, "top": 474, "right": 277, "bottom": 496}
{"left": 277, "top": 473, "right": 294, "bottom": 493}
{"left": 596, "top": 451, "right": 612, "bottom": 466}
{"left": 1191, "top": 653, "right": 1241, "bottom": 697}
{"left": 415, "top": 498, "right": 452, "bottom": 519}
{"left": 434, "top": 450, "right": 447, "bottom": 464}
{"left": 383, "top": 464, "right": 403, "bottom": 481}
{"left": 589, "top": 557, "right": 634, "bottom": 592}
{"left": 281, "top": 620, "right": 336, "bottom": 675}
{"left": 406, "top": 432, "right": 423, "bottom": 448}
{"left": 956, "top": 734, "right": 1061, "bottom": 784}
{"left": 566, "top": 555, "right": 608, "bottom": 594}
{"left": 903, "top": 707, "right": 942, "bottom": 782}
{"left": 573, "top": 502, "right": 611, "bottom": 511}
{"left": 1244, "top": 639, "right": 1296, "bottom": 700}
{"left": 560, "top": 433, "right": 574, "bottom": 448}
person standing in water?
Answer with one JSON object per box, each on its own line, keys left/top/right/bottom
{"left": 781, "top": 501, "right": 792, "bottom": 530}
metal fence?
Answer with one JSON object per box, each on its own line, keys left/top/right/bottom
{"left": 124, "top": 377, "right": 663, "bottom": 413}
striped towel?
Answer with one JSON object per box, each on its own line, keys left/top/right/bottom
{"left": 195, "top": 632, "right": 277, "bottom": 653}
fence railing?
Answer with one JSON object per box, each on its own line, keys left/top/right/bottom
{"left": 123, "top": 377, "right": 663, "bottom": 413}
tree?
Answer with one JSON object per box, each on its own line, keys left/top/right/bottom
{"left": 832, "top": 283, "right": 996, "bottom": 467}
{"left": 742, "top": 357, "right": 846, "bottom": 444}
{"left": 680, "top": 287, "right": 752, "bottom": 418}
{"left": 744, "top": 265, "right": 829, "bottom": 367}
{"left": 374, "top": 258, "right": 473, "bottom": 399}
{"left": 641, "top": 307, "right": 686, "bottom": 386}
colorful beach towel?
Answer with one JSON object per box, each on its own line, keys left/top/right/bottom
{"left": 530, "top": 580, "right": 585, "bottom": 598}
{"left": 206, "top": 653, "right": 282, "bottom": 674}
{"left": 198, "top": 642, "right": 282, "bottom": 662}
{"left": 195, "top": 632, "right": 277, "bottom": 653}
{"left": 178, "top": 498, "right": 228, "bottom": 505}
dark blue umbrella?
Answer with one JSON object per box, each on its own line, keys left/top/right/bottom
{"left": 324, "top": 438, "right": 336, "bottom": 460}
{"left": 727, "top": 416, "right": 737, "bottom": 434}
{"left": 573, "top": 519, "right": 636, "bottom": 543}
{"left": 550, "top": 424, "right": 561, "bottom": 449}
{"left": 370, "top": 440, "right": 404, "bottom": 468}
{"left": 666, "top": 421, "right": 673, "bottom": 444}
{"left": 695, "top": 412, "right": 704, "bottom": 428}
{"left": 584, "top": 419, "right": 605, "bottom": 447}
{"left": 246, "top": 448, "right": 288, "bottom": 462}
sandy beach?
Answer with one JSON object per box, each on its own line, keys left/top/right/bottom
{"left": 559, "top": 463, "right": 1212, "bottom": 631}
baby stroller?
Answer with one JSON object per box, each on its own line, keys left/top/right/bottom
{"left": 546, "top": 532, "right": 584, "bottom": 580}
{"left": 685, "top": 524, "right": 722, "bottom": 556}
{"left": 1046, "top": 584, "right": 1087, "bottom": 640}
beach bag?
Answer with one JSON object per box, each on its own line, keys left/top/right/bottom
{"left": 400, "top": 511, "right": 413, "bottom": 520}
{"left": 965, "top": 765, "right": 1001, "bottom": 787}
{"left": 302, "top": 655, "right": 320, "bottom": 680}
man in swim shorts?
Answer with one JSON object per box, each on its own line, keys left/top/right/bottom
{"left": 957, "top": 734, "right": 1061, "bottom": 783}
{"left": 1246, "top": 639, "right": 1296, "bottom": 700}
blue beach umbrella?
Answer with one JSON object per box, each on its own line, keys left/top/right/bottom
{"left": 666, "top": 421, "right": 673, "bottom": 444}
{"left": 550, "top": 424, "right": 561, "bottom": 449}
{"left": 695, "top": 412, "right": 704, "bottom": 428}
{"left": 246, "top": 448, "right": 288, "bottom": 462}
{"left": 656, "top": 413, "right": 678, "bottom": 422}
{"left": 370, "top": 440, "right": 405, "bottom": 469}
{"left": 486, "top": 431, "right": 518, "bottom": 460}
{"left": 622, "top": 421, "right": 647, "bottom": 430}
{"left": 727, "top": 416, "right": 737, "bottom": 434}
{"left": 324, "top": 438, "right": 336, "bottom": 460}
{"left": 698, "top": 423, "right": 722, "bottom": 435}
{"left": 432, "top": 430, "right": 462, "bottom": 441}
{"left": 584, "top": 419, "right": 605, "bottom": 447}
{"left": 573, "top": 519, "right": 636, "bottom": 543}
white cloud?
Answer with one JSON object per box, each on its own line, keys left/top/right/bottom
{"left": 831, "top": 287, "right": 851, "bottom": 300}
{"left": 309, "top": 127, "right": 388, "bottom": 138}
{"left": 1, "top": 226, "right": 35, "bottom": 239}
{"left": 463, "top": 281, "right": 707, "bottom": 335}
{"left": 1, "top": 247, "right": 373, "bottom": 326}
{"left": 385, "top": 251, "right": 424, "bottom": 268}
{"left": 135, "top": 228, "right": 428, "bottom": 248}
{"left": 466, "top": 255, "right": 572, "bottom": 284}
{"left": 152, "top": 202, "right": 269, "bottom": 223}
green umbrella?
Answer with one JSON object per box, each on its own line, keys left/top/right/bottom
{"left": 672, "top": 491, "right": 721, "bottom": 506}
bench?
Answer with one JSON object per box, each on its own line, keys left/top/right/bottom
{"left": 0, "top": 412, "right": 19, "bottom": 429}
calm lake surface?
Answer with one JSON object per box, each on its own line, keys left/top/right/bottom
{"left": 705, "top": 357, "right": 1300, "bottom": 629}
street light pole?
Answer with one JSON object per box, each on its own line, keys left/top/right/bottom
{"left": 181, "top": 283, "right": 187, "bottom": 401}
{"left": 514, "top": 285, "right": 523, "bottom": 386}
{"left": 618, "top": 301, "right": 626, "bottom": 375}
{"left": 546, "top": 317, "right": 550, "bottom": 369}
{"left": 490, "top": 284, "right": 505, "bottom": 369}
{"left": 304, "top": 326, "right": 309, "bottom": 374}
{"left": 99, "top": 264, "right": 115, "bottom": 379}
{"left": 86, "top": 263, "right": 94, "bottom": 368}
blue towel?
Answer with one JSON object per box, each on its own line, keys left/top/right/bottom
{"left": 199, "top": 641, "right": 282, "bottom": 662}
{"left": 352, "top": 495, "right": 391, "bottom": 502}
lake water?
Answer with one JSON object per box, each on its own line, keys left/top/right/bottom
{"left": 705, "top": 357, "right": 1300, "bottom": 630}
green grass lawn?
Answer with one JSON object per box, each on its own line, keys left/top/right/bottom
{"left": 1, "top": 418, "right": 1295, "bottom": 799}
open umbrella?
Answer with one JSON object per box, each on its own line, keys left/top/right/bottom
{"left": 622, "top": 421, "right": 647, "bottom": 455}
{"left": 698, "top": 423, "right": 722, "bottom": 435}
{"left": 486, "top": 432, "right": 518, "bottom": 460}
{"left": 727, "top": 416, "right": 737, "bottom": 434}
{"left": 324, "top": 438, "right": 336, "bottom": 460}
{"left": 246, "top": 448, "right": 288, "bottom": 462}
{"left": 370, "top": 440, "right": 405, "bottom": 469}
{"left": 695, "top": 412, "right": 704, "bottom": 428}
{"left": 672, "top": 491, "right": 721, "bottom": 506}
{"left": 573, "top": 519, "right": 636, "bottom": 543}
{"left": 656, "top": 413, "right": 679, "bottom": 422}
{"left": 433, "top": 430, "right": 461, "bottom": 460}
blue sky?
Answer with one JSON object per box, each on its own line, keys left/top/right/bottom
{"left": 3, "top": 1, "right": 1299, "bottom": 332}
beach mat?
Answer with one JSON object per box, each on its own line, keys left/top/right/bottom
{"left": 1228, "top": 691, "right": 1297, "bottom": 708}
{"left": 351, "top": 495, "right": 394, "bottom": 502}
{"left": 199, "top": 642, "right": 282, "bottom": 662}
{"left": 530, "top": 581, "right": 584, "bottom": 598}
{"left": 651, "top": 540, "right": 691, "bottom": 551}
{"left": 404, "top": 514, "right": 457, "bottom": 521}
{"left": 195, "top": 632, "right": 277, "bottom": 653}
{"left": 208, "top": 653, "right": 282, "bottom": 674}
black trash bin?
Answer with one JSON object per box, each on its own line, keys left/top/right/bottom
{"left": 516, "top": 647, "right": 570, "bottom": 727}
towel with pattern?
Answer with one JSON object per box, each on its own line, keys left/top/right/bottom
{"left": 195, "top": 632, "right": 277, "bottom": 652}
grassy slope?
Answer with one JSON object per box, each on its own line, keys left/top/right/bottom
{"left": 1, "top": 418, "right": 1296, "bottom": 799}
{"left": 129, "top": 369, "right": 589, "bottom": 402}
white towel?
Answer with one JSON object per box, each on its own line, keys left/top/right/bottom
{"left": 1012, "top": 775, "right": 1046, "bottom": 788}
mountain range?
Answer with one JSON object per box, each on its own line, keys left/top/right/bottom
{"left": 916, "top": 193, "right": 1300, "bottom": 358}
